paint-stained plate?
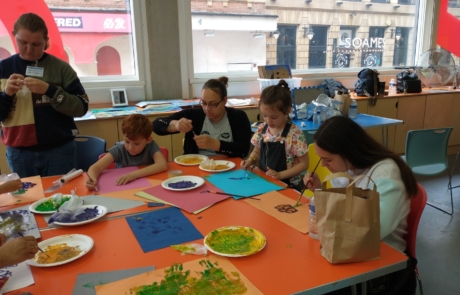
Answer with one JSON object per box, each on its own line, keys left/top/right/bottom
{"left": 174, "top": 154, "right": 208, "bottom": 166}
{"left": 162, "top": 176, "right": 205, "bottom": 191}
{"left": 27, "top": 234, "right": 94, "bottom": 267}
{"left": 204, "top": 226, "right": 266, "bottom": 257}
{"left": 52, "top": 205, "right": 108, "bottom": 226}
{"left": 199, "top": 160, "right": 236, "bottom": 173}
{"left": 29, "top": 195, "right": 72, "bottom": 214}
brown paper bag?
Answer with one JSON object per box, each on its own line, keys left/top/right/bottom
{"left": 334, "top": 90, "right": 351, "bottom": 116}
{"left": 315, "top": 172, "right": 380, "bottom": 264}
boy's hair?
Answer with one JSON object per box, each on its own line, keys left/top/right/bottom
{"left": 259, "top": 80, "right": 292, "bottom": 115}
{"left": 122, "top": 114, "right": 152, "bottom": 140}
{"left": 13, "top": 13, "right": 49, "bottom": 50}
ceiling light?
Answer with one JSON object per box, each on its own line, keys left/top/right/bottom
{"left": 253, "top": 33, "right": 264, "bottom": 38}
{"left": 204, "top": 30, "right": 214, "bottom": 37}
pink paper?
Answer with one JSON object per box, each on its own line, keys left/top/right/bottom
{"left": 97, "top": 167, "right": 152, "bottom": 194}
{"left": 141, "top": 183, "right": 229, "bottom": 213}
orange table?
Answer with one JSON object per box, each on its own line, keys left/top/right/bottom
{"left": 5, "top": 160, "right": 408, "bottom": 295}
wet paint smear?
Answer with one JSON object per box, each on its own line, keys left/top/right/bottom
{"left": 206, "top": 228, "right": 257, "bottom": 255}
{"left": 274, "top": 204, "right": 298, "bottom": 214}
{"left": 168, "top": 181, "right": 197, "bottom": 189}
{"left": 36, "top": 243, "right": 82, "bottom": 264}
{"left": 35, "top": 196, "right": 71, "bottom": 212}
{"left": 129, "top": 260, "right": 247, "bottom": 295}
{"left": 11, "top": 182, "right": 36, "bottom": 196}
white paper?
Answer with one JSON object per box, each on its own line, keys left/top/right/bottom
{"left": 60, "top": 169, "right": 83, "bottom": 183}
{"left": 0, "top": 262, "right": 34, "bottom": 294}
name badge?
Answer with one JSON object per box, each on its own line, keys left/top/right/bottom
{"left": 26, "top": 66, "right": 44, "bottom": 77}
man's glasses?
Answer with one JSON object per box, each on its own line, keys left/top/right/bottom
{"left": 199, "top": 99, "right": 223, "bottom": 109}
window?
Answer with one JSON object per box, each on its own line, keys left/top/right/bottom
{"left": 189, "top": 0, "right": 421, "bottom": 75}
{"left": 0, "top": 0, "right": 149, "bottom": 103}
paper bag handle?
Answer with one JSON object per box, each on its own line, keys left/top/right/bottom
{"left": 321, "top": 172, "right": 353, "bottom": 189}
{"left": 345, "top": 174, "right": 379, "bottom": 223}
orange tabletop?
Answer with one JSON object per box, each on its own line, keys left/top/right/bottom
{"left": 4, "top": 159, "right": 408, "bottom": 295}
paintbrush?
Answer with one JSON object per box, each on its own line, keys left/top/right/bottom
{"left": 205, "top": 190, "right": 260, "bottom": 200}
{"left": 17, "top": 232, "right": 49, "bottom": 257}
{"left": 294, "top": 158, "right": 321, "bottom": 207}
{"left": 86, "top": 171, "right": 98, "bottom": 192}
{"left": 242, "top": 155, "right": 249, "bottom": 179}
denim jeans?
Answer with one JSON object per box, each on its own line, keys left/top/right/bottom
{"left": 6, "top": 140, "right": 77, "bottom": 178}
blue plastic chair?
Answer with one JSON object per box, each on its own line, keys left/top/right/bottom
{"left": 75, "top": 136, "right": 107, "bottom": 171}
{"left": 402, "top": 127, "right": 454, "bottom": 215}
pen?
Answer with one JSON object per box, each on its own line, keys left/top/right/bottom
{"left": 86, "top": 171, "right": 98, "bottom": 192}
{"left": 17, "top": 232, "right": 49, "bottom": 257}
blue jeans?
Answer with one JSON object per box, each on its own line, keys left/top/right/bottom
{"left": 6, "top": 141, "right": 77, "bottom": 178}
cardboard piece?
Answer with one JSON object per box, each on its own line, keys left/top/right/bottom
{"left": 245, "top": 190, "right": 309, "bottom": 234}
{"left": 72, "top": 266, "right": 155, "bottom": 295}
{"left": 95, "top": 255, "right": 263, "bottom": 295}
{"left": 139, "top": 183, "right": 229, "bottom": 214}
{"left": 0, "top": 176, "right": 44, "bottom": 207}
{"left": 257, "top": 65, "right": 291, "bottom": 79}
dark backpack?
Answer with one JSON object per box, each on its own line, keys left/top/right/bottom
{"left": 354, "top": 68, "right": 380, "bottom": 105}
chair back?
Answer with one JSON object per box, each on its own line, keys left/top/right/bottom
{"left": 405, "top": 128, "right": 452, "bottom": 175}
{"left": 160, "top": 146, "right": 169, "bottom": 161}
{"left": 75, "top": 136, "right": 106, "bottom": 171}
{"left": 303, "top": 143, "right": 331, "bottom": 198}
{"left": 404, "top": 183, "right": 427, "bottom": 259}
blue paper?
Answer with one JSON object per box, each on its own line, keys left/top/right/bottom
{"left": 125, "top": 207, "right": 203, "bottom": 253}
{"left": 204, "top": 169, "right": 285, "bottom": 199}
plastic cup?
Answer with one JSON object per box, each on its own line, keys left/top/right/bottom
{"left": 168, "top": 170, "right": 183, "bottom": 178}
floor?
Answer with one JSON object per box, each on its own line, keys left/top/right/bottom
{"left": 413, "top": 154, "right": 460, "bottom": 295}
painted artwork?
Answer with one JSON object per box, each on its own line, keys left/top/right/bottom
{"left": 95, "top": 255, "right": 263, "bottom": 295}
{"left": 125, "top": 207, "right": 203, "bottom": 253}
{"left": 0, "top": 176, "right": 44, "bottom": 207}
{"left": 245, "top": 191, "right": 310, "bottom": 234}
{"left": 204, "top": 169, "right": 284, "bottom": 199}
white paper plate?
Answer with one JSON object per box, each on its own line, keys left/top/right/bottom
{"left": 204, "top": 226, "right": 266, "bottom": 257}
{"left": 161, "top": 176, "right": 205, "bottom": 191}
{"left": 199, "top": 160, "right": 236, "bottom": 173}
{"left": 27, "top": 234, "right": 94, "bottom": 267}
{"left": 29, "top": 195, "right": 72, "bottom": 214}
{"left": 174, "top": 154, "right": 208, "bottom": 166}
{"left": 52, "top": 205, "right": 108, "bottom": 226}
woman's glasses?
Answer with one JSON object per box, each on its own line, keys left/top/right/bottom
{"left": 200, "top": 99, "right": 223, "bottom": 109}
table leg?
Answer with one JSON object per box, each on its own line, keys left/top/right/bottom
{"left": 351, "top": 284, "right": 358, "bottom": 295}
{"left": 381, "top": 126, "right": 389, "bottom": 148}
{"left": 361, "top": 281, "right": 367, "bottom": 295}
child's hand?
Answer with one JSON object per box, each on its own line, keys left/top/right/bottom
{"left": 85, "top": 178, "right": 98, "bottom": 191}
{"left": 266, "top": 166, "right": 281, "bottom": 179}
{"left": 116, "top": 173, "right": 137, "bottom": 186}
{"left": 304, "top": 172, "right": 321, "bottom": 191}
{"left": 240, "top": 158, "right": 255, "bottom": 170}
{"left": 2, "top": 179, "right": 23, "bottom": 193}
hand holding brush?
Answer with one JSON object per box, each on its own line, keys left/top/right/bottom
{"left": 294, "top": 158, "right": 321, "bottom": 207}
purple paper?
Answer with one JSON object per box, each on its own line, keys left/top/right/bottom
{"left": 141, "top": 183, "right": 229, "bottom": 213}
{"left": 97, "top": 167, "right": 152, "bottom": 194}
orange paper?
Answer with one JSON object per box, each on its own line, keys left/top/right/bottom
{"left": 0, "top": 176, "right": 44, "bottom": 207}
{"left": 245, "top": 190, "right": 310, "bottom": 234}
{"left": 97, "top": 179, "right": 162, "bottom": 202}
{"left": 95, "top": 255, "right": 263, "bottom": 295}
